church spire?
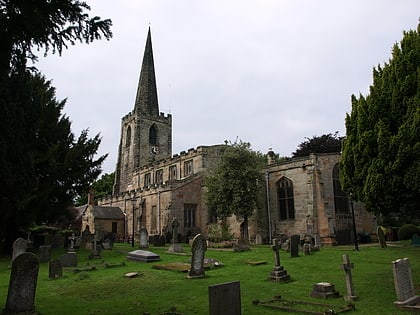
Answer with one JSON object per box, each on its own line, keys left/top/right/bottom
{"left": 134, "top": 27, "right": 159, "bottom": 116}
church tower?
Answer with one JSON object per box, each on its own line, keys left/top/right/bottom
{"left": 114, "top": 28, "right": 172, "bottom": 194}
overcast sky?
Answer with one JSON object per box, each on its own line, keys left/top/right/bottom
{"left": 37, "top": 1, "right": 420, "bottom": 174}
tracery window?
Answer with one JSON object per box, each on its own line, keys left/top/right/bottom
{"left": 277, "top": 177, "right": 295, "bottom": 220}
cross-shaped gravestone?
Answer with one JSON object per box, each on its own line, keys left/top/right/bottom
{"left": 271, "top": 239, "right": 281, "bottom": 267}
{"left": 171, "top": 217, "right": 180, "bottom": 244}
{"left": 340, "top": 254, "right": 357, "bottom": 301}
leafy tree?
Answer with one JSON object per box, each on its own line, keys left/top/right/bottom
{"left": 75, "top": 172, "right": 115, "bottom": 206}
{"left": 0, "top": 1, "right": 112, "bottom": 252}
{"left": 340, "top": 23, "right": 419, "bottom": 218}
{"left": 205, "top": 141, "right": 263, "bottom": 239}
{"left": 292, "top": 132, "right": 343, "bottom": 158}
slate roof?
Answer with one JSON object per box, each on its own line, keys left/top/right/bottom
{"left": 92, "top": 206, "right": 124, "bottom": 220}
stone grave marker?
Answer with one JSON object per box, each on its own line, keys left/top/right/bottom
{"left": 48, "top": 259, "right": 63, "bottom": 279}
{"left": 290, "top": 234, "right": 300, "bottom": 257}
{"left": 4, "top": 252, "right": 39, "bottom": 314}
{"left": 68, "top": 232, "right": 76, "bottom": 252}
{"left": 255, "top": 233, "right": 263, "bottom": 245}
{"left": 314, "top": 233, "right": 321, "bottom": 250}
{"left": 59, "top": 252, "right": 77, "bottom": 267}
{"left": 139, "top": 227, "right": 149, "bottom": 248}
{"left": 188, "top": 234, "right": 207, "bottom": 279}
{"left": 411, "top": 234, "right": 420, "bottom": 247}
{"left": 209, "top": 281, "right": 241, "bottom": 315}
{"left": 392, "top": 258, "right": 420, "bottom": 309}
{"left": 12, "top": 237, "right": 27, "bottom": 261}
{"left": 38, "top": 245, "right": 51, "bottom": 263}
{"left": 168, "top": 217, "right": 184, "bottom": 253}
{"left": 127, "top": 250, "right": 160, "bottom": 263}
{"left": 268, "top": 238, "right": 290, "bottom": 282}
{"left": 377, "top": 226, "right": 387, "bottom": 248}
{"left": 340, "top": 254, "right": 357, "bottom": 301}
{"left": 310, "top": 282, "right": 339, "bottom": 299}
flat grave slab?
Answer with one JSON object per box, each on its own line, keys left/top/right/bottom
{"left": 127, "top": 250, "right": 160, "bottom": 263}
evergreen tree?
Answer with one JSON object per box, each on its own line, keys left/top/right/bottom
{"left": 205, "top": 141, "right": 263, "bottom": 238}
{"left": 292, "top": 132, "right": 343, "bottom": 158}
{"left": 340, "top": 23, "right": 419, "bottom": 218}
{"left": 0, "top": 1, "right": 112, "bottom": 252}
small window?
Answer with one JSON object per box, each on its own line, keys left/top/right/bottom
{"left": 169, "top": 165, "right": 177, "bottom": 181}
{"left": 155, "top": 169, "right": 163, "bottom": 184}
{"left": 112, "top": 222, "right": 117, "bottom": 233}
{"left": 125, "top": 125, "right": 131, "bottom": 147}
{"left": 184, "top": 204, "right": 197, "bottom": 228}
{"left": 144, "top": 173, "right": 151, "bottom": 187}
{"left": 184, "top": 160, "right": 193, "bottom": 177}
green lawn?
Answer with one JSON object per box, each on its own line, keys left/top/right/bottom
{"left": 0, "top": 242, "right": 419, "bottom": 314}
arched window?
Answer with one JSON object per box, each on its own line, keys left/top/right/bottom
{"left": 277, "top": 177, "right": 295, "bottom": 220}
{"left": 149, "top": 124, "right": 158, "bottom": 146}
{"left": 125, "top": 125, "right": 131, "bottom": 147}
{"left": 333, "top": 164, "right": 350, "bottom": 213}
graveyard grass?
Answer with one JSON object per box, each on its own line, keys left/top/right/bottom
{"left": 0, "top": 242, "right": 419, "bottom": 314}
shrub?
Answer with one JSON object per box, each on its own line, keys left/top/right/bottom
{"left": 397, "top": 224, "right": 419, "bottom": 240}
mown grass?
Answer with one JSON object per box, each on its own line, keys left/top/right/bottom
{"left": 0, "top": 242, "right": 419, "bottom": 314}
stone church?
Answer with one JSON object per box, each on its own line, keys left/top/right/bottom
{"left": 96, "top": 28, "right": 376, "bottom": 246}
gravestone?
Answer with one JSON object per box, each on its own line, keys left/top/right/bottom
{"left": 102, "top": 239, "right": 113, "bottom": 250}
{"left": 48, "top": 259, "right": 63, "bottom": 279}
{"left": 255, "top": 234, "right": 263, "bottom": 245}
{"left": 59, "top": 252, "right": 78, "bottom": 267}
{"left": 4, "top": 252, "right": 39, "bottom": 314}
{"left": 12, "top": 237, "right": 27, "bottom": 261}
{"left": 168, "top": 218, "right": 184, "bottom": 253}
{"left": 209, "top": 281, "right": 241, "bottom": 315}
{"left": 377, "top": 226, "right": 387, "bottom": 248}
{"left": 412, "top": 234, "right": 420, "bottom": 247}
{"left": 268, "top": 239, "right": 290, "bottom": 282}
{"left": 139, "top": 227, "right": 149, "bottom": 249}
{"left": 38, "top": 245, "right": 51, "bottom": 263}
{"left": 290, "top": 234, "right": 300, "bottom": 257}
{"left": 392, "top": 258, "right": 420, "bottom": 309}
{"left": 310, "top": 282, "right": 340, "bottom": 299}
{"left": 188, "top": 234, "right": 207, "bottom": 279}
{"left": 340, "top": 254, "right": 357, "bottom": 301}
{"left": 127, "top": 250, "right": 160, "bottom": 263}
{"left": 314, "top": 233, "right": 321, "bottom": 250}
{"left": 68, "top": 232, "right": 76, "bottom": 252}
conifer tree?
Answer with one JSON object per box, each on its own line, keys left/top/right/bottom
{"left": 341, "top": 22, "right": 419, "bottom": 218}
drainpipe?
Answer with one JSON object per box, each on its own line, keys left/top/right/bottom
{"left": 157, "top": 191, "right": 161, "bottom": 235}
{"left": 265, "top": 170, "right": 272, "bottom": 244}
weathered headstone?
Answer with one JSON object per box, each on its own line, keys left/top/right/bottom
{"left": 12, "top": 237, "right": 27, "bottom": 261}
{"left": 38, "top": 245, "right": 51, "bottom": 263}
{"left": 340, "top": 254, "right": 357, "bottom": 301}
{"left": 209, "top": 281, "right": 241, "bottom": 315}
{"left": 255, "top": 234, "right": 263, "bottom": 245}
{"left": 377, "top": 226, "right": 387, "bottom": 248}
{"left": 48, "top": 259, "right": 63, "bottom": 279}
{"left": 314, "top": 233, "right": 321, "bottom": 250}
{"left": 188, "top": 234, "right": 207, "bottom": 279}
{"left": 68, "top": 232, "right": 76, "bottom": 252}
{"left": 290, "top": 234, "right": 300, "bottom": 257}
{"left": 4, "top": 252, "right": 39, "bottom": 314}
{"left": 411, "top": 234, "right": 420, "bottom": 247}
{"left": 310, "top": 282, "right": 339, "bottom": 299}
{"left": 127, "top": 250, "right": 160, "bottom": 263}
{"left": 392, "top": 258, "right": 420, "bottom": 309}
{"left": 59, "top": 252, "right": 78, "bottom": 267}
{"left": 139, "top": 227, "right": 149, "bottom": 248}
{"left": 268, "top": 239, "right": 290, "bottom": 282}
{"left": 168, "top": 217, "right": 184, "bottom": 253}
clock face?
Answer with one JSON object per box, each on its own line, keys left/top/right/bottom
{"left": 151, "top": 146, "right": 159, "bottom": 154}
